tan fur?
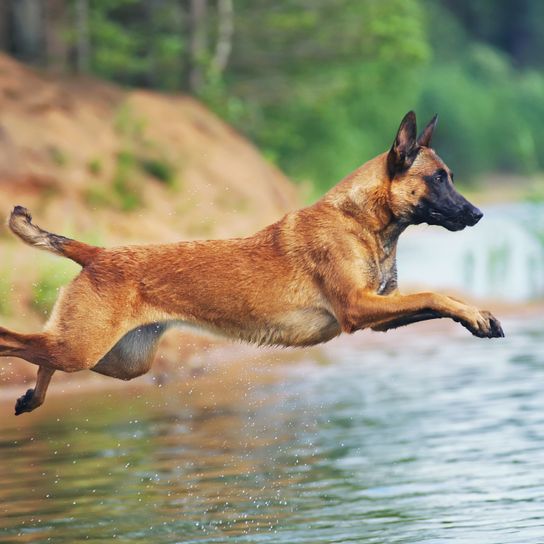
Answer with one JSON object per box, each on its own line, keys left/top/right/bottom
{"left": 1, "top": 119, "right": 503, "bottom": 415}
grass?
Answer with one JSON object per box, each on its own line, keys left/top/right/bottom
{"left": 112, "top": 151, "right": 143, "bottom": 211}
{"left": 88, "top": 158, "right": 103, "bottom": 176}
{"left": 85, "top": 152, "right": 181, "bottom": 212}
{"left": 0, "top": 274, "right": 13, "bottom": 317}
{"left": 85, "top": 101, "right": 181, "bottom": 211}
{"left": 85, "top": 185, "right": 117, "bottom": 208}
{"left": 114, "top": 102, "right": 147, "bottom": 141}
{"left": 31, "top": 257, "right": 79, "bottom": 316}
{"left": 525, "top": 176, "right": 544, "bottom": 203}
{"left": 85, "top": 151, "right": 144, "bottom": 211}
{"left": 49, "top": 146, "right": 68, "bottom": 167}
{"left": 140, "top": 157, "right": 176, "bottom": 186}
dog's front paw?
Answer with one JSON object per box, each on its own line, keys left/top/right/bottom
{"left": 14, "top": 389, "right": 39, "bottom": 415}
{"left": 456, "top": 309, "right": 504, "bottom": 338}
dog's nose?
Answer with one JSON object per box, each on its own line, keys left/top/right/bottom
{"left": 464, "top": 206, "right": 483, "bottom": 226}
{"left": 471, "top": 207, "right": 483, "bottom": 224}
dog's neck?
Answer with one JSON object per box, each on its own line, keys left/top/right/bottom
{"left": 323, "top": 153, "right": 408, "bottom": 250}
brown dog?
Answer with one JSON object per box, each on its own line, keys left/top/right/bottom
{"left": 1, "top": 111, "right": 503, "bottom": 415}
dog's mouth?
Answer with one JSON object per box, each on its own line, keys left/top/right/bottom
{"left": 442, "top": 219, "right": 468, "bottom": 232}
{"left": 427, "top": 210, "right": 469, "bottom": 231}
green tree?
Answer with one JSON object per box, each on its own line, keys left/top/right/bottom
{"left": 212, "top": 0, "right": 430, "bottom": 191}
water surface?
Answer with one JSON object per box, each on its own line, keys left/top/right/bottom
{"left": 1, "top": 314, "right": 544, "bottom": 543}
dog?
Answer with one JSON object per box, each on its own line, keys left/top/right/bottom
{"left": 0, "top": 111, "right": 504, "bottom": 415}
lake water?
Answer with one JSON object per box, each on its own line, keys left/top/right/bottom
{"left": 1, "top": 312, "right": 544, "bottom": 543}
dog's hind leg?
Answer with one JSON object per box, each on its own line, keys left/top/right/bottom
{"left": 0, "top": 327, "right": 55, "bottom": 367}
{"left": 1, "top": 322, "right": 165, "bottom": 414}
{"left": 90, "top": 323, "right": 170, "bottom": 380}
{"left": 14, "top": 366, "right": 55, "bottom": 415}
{"left": 0, "top": 327, "right": 61, "bottom": 415}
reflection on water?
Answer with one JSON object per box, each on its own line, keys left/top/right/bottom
{"left": 399, "top": 203, "right": 544, "bottom": 301}
{"left": 1, "top": 315, "right": 544, "bottom": 543}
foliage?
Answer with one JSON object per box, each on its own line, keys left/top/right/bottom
{"left": 85, "top": 151, "right": 143, "bottom": 211}
{"left": 205, "top": 0, "right": 544, "bottom": 189}
{"left": 48, "top": 146, "right": 68, "bottom": 167}
{"left": 31, "top": 258, "right": 79, "bottom": 316}
{"left": 417, "top": 47, "right": 544, "bottom": 182}
{"left": 214, "top": 0, "right": 430, "bottom": 192}
{"left": 139, "top": 157, "right": 176, "bottom": 186}
{"left": 88, "top": 158, "right": 103, "bottom": 176}
{"left": 88, "top": 0, "right": 186, "bottom": 90}
{"left": 111, "top": 151, "right": 144, "bottom": 211}
{"left": 0, "top": 274, "right": 13, "bottom": 317}
{"left": 3, "top": 0, "right": 544, "bottom": 192}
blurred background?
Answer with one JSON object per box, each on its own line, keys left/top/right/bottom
{"left": 1, "top": 3, "right": 544, "bottom": 542}
{"left": 3, "top": 0, "right": 544, "bottom": 190}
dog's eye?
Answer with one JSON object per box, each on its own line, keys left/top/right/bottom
{"left": 432, "top": 169, "right": 449, "bottom": 183}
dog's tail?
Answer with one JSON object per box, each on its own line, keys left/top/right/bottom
{"left": 8, "top": 206, "right": 101, "bottom": 267}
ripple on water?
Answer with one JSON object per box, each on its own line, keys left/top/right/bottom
{"left": 1, "top": 315, "right": 544, "bottom": 543}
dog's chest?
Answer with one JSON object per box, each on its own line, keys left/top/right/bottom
{"left": 376, "top": 253, "right": 398, "bottom": 295}
{"left": 372, "top": 224, "right": 403, "bottom": 296}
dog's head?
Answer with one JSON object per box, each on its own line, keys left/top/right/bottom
{"left": 386, "top": 111, "right": 482, "bottom": 231}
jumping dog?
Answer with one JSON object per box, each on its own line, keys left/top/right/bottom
{"left": 1, "top": 111, "right": 504, "bottom": 415}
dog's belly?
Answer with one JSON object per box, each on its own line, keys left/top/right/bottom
{"left": 228, "top": 308, "right": 341, "bottom": 347}
{"left": 91, "top": 308, "right": 340, "bottom": 381}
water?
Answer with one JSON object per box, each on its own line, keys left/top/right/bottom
{"left": 1, "top": 314, "right": 544, "bottom": 543}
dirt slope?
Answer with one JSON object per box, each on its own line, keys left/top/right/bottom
{"left": 0, "top": 53, "right": 297, "bottom": 242}
{"left": 0, "top": 54, "right": 300, "bottom": 387}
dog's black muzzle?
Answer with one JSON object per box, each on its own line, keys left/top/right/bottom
{"left": 416, "top": 201, "right": 483, "bottom": 231}
{"left": 415, "top": 174, "right": 484, "bottom": 231}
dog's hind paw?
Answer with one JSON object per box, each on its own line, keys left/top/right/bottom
{"left": 14, "top": 388, "right": 39, "bottom": 415}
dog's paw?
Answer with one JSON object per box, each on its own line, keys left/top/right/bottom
{"left": 456, "top": 309, "right": 504, "bottom": 339}
{"left": 14, "top": 388, "right": 38, "bottom": 416}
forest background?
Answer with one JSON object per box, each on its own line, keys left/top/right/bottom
{"left": 2, "top": 0, "right": 543, "bottom": 195}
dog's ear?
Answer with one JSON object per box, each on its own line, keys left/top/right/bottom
{"left": 387, "top": 111, "right": 418, "bottom": 179}
{"left": 417, "top": 114, "right": 438, "bottom": 148}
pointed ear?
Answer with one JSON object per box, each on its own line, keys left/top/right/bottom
{"left": 417, "top": 114, "right": 438, "bottom": 147}
{"left": 387, "top": 111, "right": 418, "bottom": 179}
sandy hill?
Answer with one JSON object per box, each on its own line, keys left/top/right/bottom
{"left": 0, "top": 53, "right": 297, "bottom": 243}
{"left": 0, "top": 54, "right": 300, "bottom": 386}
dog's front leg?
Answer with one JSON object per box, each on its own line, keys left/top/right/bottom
{"left": 336, "top": 291, "right": 504, "bottom": 338}
{"left": 369, "top": 309, "right": 443, "bottom": 331}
